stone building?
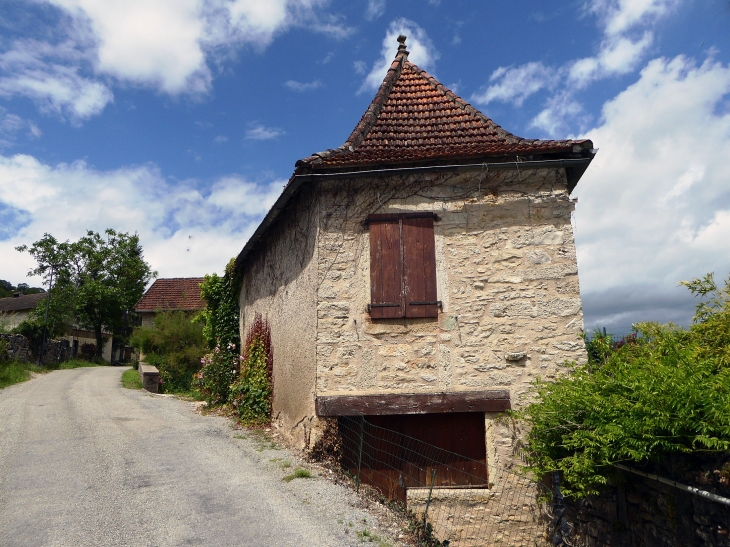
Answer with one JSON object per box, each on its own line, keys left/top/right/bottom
{"left": 235, "top": 36, "right": 595, "bottom": 480}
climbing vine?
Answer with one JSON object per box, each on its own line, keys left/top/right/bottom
{"left": 230, "top": 313, "right": 273, "bottom": 425}
{"left": 197, "top": 258, "right": 242, "bottom": 353}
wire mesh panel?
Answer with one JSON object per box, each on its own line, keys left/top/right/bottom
{"left": 338, "top": 415, "right": 552, "bottom": 546}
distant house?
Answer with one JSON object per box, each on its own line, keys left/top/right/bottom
{"left": 0, "top": 292, "right": 47, "bottom": 330}
{"left": 134, "top": 278, "right": 206, "bottom": 326}
{"left": 0, "top": 292, "right": 116, "bottom": 361}
{"left": 234, "top": 33, "right": 595, "bottom": 485}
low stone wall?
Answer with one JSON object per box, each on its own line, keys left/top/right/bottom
{"left": 1, "top": 333, "right": 33, "bottom": 362}
{"left": 139, "top": 363, "right": 160, "bottom": 393}
{"left": 565, "top": 455, "right": 730, "bottom": 547}
{"left": 0, "top": 333, "right": 71, "bottom": 365}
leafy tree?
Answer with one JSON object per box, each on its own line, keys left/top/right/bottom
{"left": 0, "top": 279, "right": 46, "bottom": 298}
{"left": 517, "top": 272, "right": 730, "bottom": 498}
{"left": 16, "top": 229, "right": 156, "bottom": 358}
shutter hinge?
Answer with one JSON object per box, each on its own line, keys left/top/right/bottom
{"left": 409, "top": 301, "right": 442, "bottom": 308}
{"left": 368, "top": 303, "right": 401, "bottom": 312}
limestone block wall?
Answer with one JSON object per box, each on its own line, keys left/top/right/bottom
{"left": 239, "top": 186, "right": 320, "bottom": 448}
{"left": 314, "top": 168, "right": 587, "bottom": 412}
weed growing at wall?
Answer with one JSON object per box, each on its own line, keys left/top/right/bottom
{"left": 518, "top": 272, "right": 730, "bottom": 498}
{"left": 230, "top": 313, "right": 272, "bottom": 425}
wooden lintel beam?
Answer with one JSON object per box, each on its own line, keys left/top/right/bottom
{"left": 315, "top": 390, "right": 511, "bottom": 416}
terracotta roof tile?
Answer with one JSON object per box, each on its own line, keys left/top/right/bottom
{"left": 299, "top": 43, "right": 590, "bottom": 169}
{"left": 135, "top": 278, "right": 205, "bottom": 312}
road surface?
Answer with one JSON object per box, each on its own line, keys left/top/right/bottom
{"left": 0, "top": 367, "right": 389, "bottom": 547}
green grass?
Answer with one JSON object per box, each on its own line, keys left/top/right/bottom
{"left": 0, "top": 358, "right": 104, "bottom": 390}
{"left": 356, "top": 529, "right": 391, "bottom": 546}
{"left": 121, "top": 368, "right": 143, "bottom": 389}
{"left": 282, "top": 467, "right": 313, "bottom": 482}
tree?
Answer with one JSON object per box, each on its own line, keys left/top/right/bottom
{"left": 17, "top": 229, "right": 156, "bottom": 358}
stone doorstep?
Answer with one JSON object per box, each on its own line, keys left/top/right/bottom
{"left": 138, "top": 363, "right": 160, "bottom": 393}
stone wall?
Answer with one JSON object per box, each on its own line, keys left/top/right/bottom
{"left": 239, "top": 186, "right": 320, "bottom": 448}
{"left": 0, "top": 333, "right": 71, "bottom": 365}
{"left": 565, "top": 455, "right": 730, "bottom": 547}
{"left": 315, "top": 167, "right": 586, "bottom": 415}
{"left": 1, "top": 333, "right": 33, "bottom": 362}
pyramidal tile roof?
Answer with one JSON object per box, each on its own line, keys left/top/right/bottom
{"left": 135, "top": 278, "right": 205, "bottom": 312}
{"left": 298, "top": 37, "right": 591, "bottom": 170}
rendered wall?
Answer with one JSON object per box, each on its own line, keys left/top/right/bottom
{"left": 315, "top": 168, "right": 587, "bottom": 425}
{"left": 238, "top": 187, "right": 319, "bottom": 448}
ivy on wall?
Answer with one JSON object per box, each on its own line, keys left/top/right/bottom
{"left": 197, "top": 258, "right": 241, "bottom": 353}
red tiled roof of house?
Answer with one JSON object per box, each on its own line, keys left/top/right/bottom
{"left": 0, "top": 292, "right": 46, "bottom": 313}
{"left": 134, "top": 278, "right": 205, "bottom": 312}
{"left": 298, "top": 37, "right": 591, "bottom": 169}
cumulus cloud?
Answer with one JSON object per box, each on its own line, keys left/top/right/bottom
{"left": 574, "top": 55, "right": 730, "bottom": 331}
{"left": 471, "top": 62, "right": 557, "bottom": 107}
{"left": 284, "top": 79, "right": 323, "bottom": 92}
{"left": 472, "top": 0, "right": 678, "bottom": 135}
{"left": 365, "top": 0, "right": 386, "bottom": 21}
{"left": 0, "top": 0, "right": 350, "bottom": 121}
{"left": 245, "top": 124, "right": 284, "bottom": 140}
{"left": 0, "top": 153, "right": 284, "bottom": 283}
{"left": 360, "top": 18, "right": 439, "bottom": 94}
{"left": 0, "top": 39, "right": 113, "bottom": 122}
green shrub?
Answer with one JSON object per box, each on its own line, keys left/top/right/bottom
{"left": 193, "top": 344, "right": 239, "bottom": 405}
{"left": 517, "top": 272, "right": 730, "bottom": 498}
{"left": 129, "top": 310, "right": 205, "bottom": 393}
{"left": 230, "top": 313, "right": 272, "bottom": 425}
{"left": 197, "top": 259, "right": 241, "bottom": 353}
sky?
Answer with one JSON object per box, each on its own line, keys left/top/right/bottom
{"left": 0, "top": 0, "right": 729, "bottom": 334}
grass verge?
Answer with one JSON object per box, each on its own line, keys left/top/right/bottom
{"left": 0, "top": 358, "right": 103, "bottom": 390}
{"left": 121, "top": 368, "right": 143, "bottom": 389}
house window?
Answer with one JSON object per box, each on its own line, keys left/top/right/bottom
{"left": 367, "top": 212, "right": 438, "bottom": 319}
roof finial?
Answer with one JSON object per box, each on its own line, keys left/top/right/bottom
{"left": 397, "top": 34, "right": 409, "bottom": 56}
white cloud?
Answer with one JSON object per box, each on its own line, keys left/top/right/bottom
{"left": 568, "top": 32, "right": 653, "bottom": 88}
{"left": 353, "top": 60, "right": 367, "bottom": 75}
{"left": 365, "top": 0, "right": 386, "bottom": 21}
{"left": 360, "top": 18, "right": 439, "bottom": 93}
{"left": 245, "top": 124, "right": 284, "bottom": 140}
{"left": 587, "top": 0, "right": 679, "bottom": 37}
{"left": 0, "top": 153, "right": 284, "bottom": 283}
{"left": 0, "top": 0, "right": 350, "bottom": 118}
{"left": 471, "top": 62, "right": 557, "bottom": 107}
{"left": 284, "top": 79, "right": 323, "bottom": 92}
{"left": 574, "top": 55, "right": 730, "bottom": 330}
{"left": 530, "top": 92, "right": 586, "bottom": 134}
{"left": 473, "top": 0, "right": 679, "bottom": 135}
{"left": 213, "top": 135, "right": 228, "bottom": 143}
{"left": 0, "top": 109, "right": 42, "bottom": 148}
{"left": 0, "top": 39, "right": 113, "bottom": 121}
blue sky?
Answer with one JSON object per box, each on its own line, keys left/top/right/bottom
{"left": 1, "top": 0, "right": 729, "bottom": 334}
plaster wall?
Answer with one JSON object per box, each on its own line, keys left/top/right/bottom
{"left": 239, "top": 188, "right": 319, "bottom": 448}
{"left": 0, "top": 310, "right": 30, "bottom": 330}
{"left": 314, "top": 167, "right": 587, "bottom": 411}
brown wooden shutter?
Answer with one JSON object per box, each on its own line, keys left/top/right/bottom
{"left": 368, "top": 215, "right": 404, "bottom": 318}
{"left": 402, "top": 216, "right": 438, "bottom": 318}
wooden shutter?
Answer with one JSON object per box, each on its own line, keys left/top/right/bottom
{"left": 402, "top": 216, "right": 438, "bottom": 318}
{"left": 369, "top": 215, "right": 403, "bottom": 318}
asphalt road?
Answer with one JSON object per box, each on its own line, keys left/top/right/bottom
{"left": 0, "top": 367, "right": 390, "bottom": 547}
